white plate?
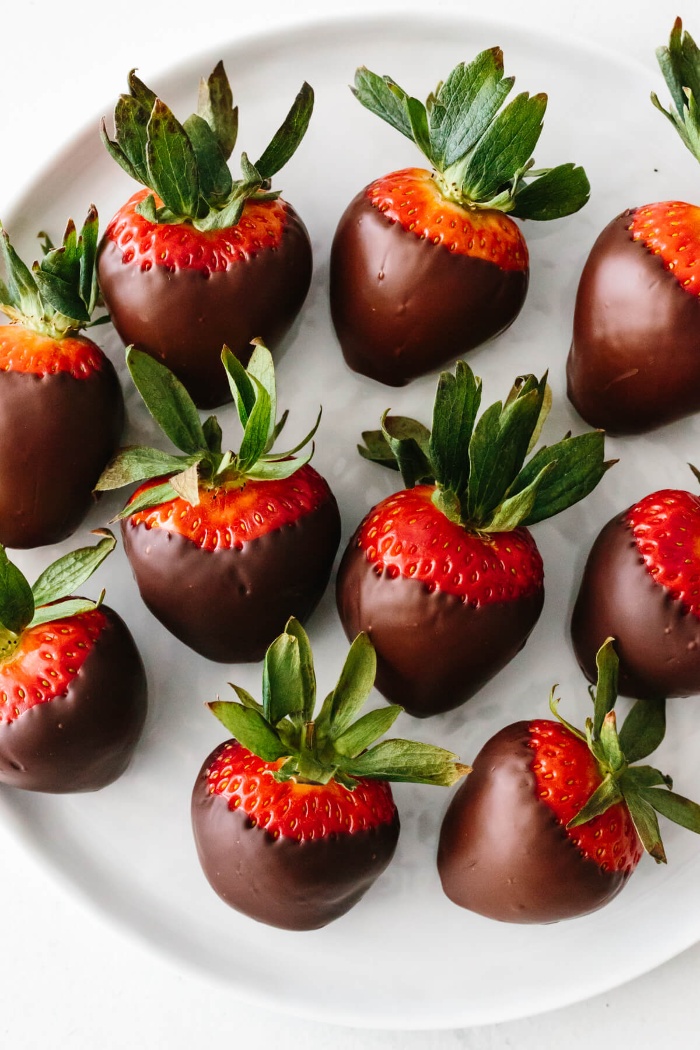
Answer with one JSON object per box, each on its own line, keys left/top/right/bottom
{"left": 2, "top": 13, "right": 700, "bottom": 1031}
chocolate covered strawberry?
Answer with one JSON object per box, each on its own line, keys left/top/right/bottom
{"left": 438, "top": 640, "right": 700, "bottom": 923}
{"left": 96, "top": 342, "right": 340, "bottom": 662}
{"left": 0, "top": 531, "right": 147, "bottom": 792}
{"left": 568, "top": 19, "right": 700, "bottom": 434}
{"left": 98, "top": 64, "right": 313, "bottom": 408}
{"left": 192, "top": 617, "right": 467, "bottom": 929}
{"left": 337, "top": 361, "right": 611, "bottom": 717}
{"left": 330, "top": 50, "right": 589, "bottom": 386}
{"left": 572, "top": 471, "right": 700, "bottom": 699}
{"left": 0, "top": 209, "right": 123, "bottom": 548}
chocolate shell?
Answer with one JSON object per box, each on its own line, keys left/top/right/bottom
{"left": 191, "top": 748, "right": 400, "bottom": 930}
{"left": 122, "top": 493, "right": 341, "bottom": 663}
{"left": 567, "top": 209, "right": 700, "bottom": 435}
{"left": 0, "top": 606, "right": 147, "bottom": 793}
{"left": 437, "top": 722, "right": 629, "bottom": 923}
{"left": 329, "top": 189, "right": 528, "bottom": 386}
{"left": 571, "top": 510, "right": 700, "bottom": 699}
{"left": 0, "top": 360, "right": 123, "bottom": 549}
{"left": 97, "top": 203, "right": 312, "bottom": 409}
{"left": 336, "top": 540, "right": 544, "bottom": 717}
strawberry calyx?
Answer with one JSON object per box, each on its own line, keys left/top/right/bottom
{"left": 101, "top": 64, "right": 313, "bottom": 232}
{"left": 652, "top": 18, "right": 700, "bottom": 167}
{"left": 96, "top": 341, "right": 321, "bottom": 518}
{"left": 0, "top": 531, "right": 115, "bottom": 664}
{"left": 0, "top": 207, "right": 106, "bottom": 339}
{"left": 550, "top": 639, "right": 700, "bottom": 863}
{"left": 352, "top": 49, "right": 589, "bottom": 219}
{"left": 209, "top": 617, "right": 470, "bottom": 789}
{"left": 358, "top": 360, "right": 613, "bottom": 532}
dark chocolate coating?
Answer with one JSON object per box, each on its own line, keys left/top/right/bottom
{"left": 192, "top": 751, "right": 400, "bottom": 930}
{"left": 438, "top": 722, "right": 628, "bottom": 923}
{"left": 97, "top": 204, "right": 312, "bottom": 408}
{"left": 329, "top": 189, "right": 528, "bottom": 386}
{"left": 122, "top": 494, "right": 341, "bottom": 663}
{"left": 0, "top": 362, "right": 123, "bottom": 549}
{"left": 0, "top": 606, "right": 147, "bottom": 793}
{"left": 571, "top": 510, "right": 700, "bottom": 699}
{"left": 567, "top": 209, "right": 700, "bottom": 435}
{"left": 336, "top": 541, "right": 544, "bottom": 717}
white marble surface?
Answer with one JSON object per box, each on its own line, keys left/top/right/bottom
{"left": 1, "top": 0, "right": 698, "bottom": 1045}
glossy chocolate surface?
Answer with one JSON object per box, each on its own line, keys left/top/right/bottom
{"left": 572, "top": 510, "right": 700, "bottom": 699}
{"left": 567, "top": 209, "right": 700, "bottom": 434}
{"left": 98, "top": 204, "right": 312, "bottom": 408}
{"left": 192, "top": 750, "right": 400, "bottom": 930}
{"left": 122, "top": 493, "right": 341, "bottom": 663}
{"left": 336, "top": 541, "right": 543, "bottom": 717}
{"left": 0, "top": 361, "right": 123, "bottom": 549}
{"left": 329, "top": 190, "right": 528, "bottom": 386}
{"left": 438, "top": 722, "right": 628, "bottom": 923}
{"left": 0, "top": 607, "right": 147, "bottom": 793}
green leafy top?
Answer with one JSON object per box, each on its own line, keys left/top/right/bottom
{"left": 652, "top": 17, "right": 700, "bottom": 165}
{"left": 552, "top": 639, "right": 700, "bottom": 863}
{"left": 96, "top": 341, "right": 321, "bottom": 516}
{"left": 0, "top": 208, "right": 106, "bottom": 339}
{"left": 101, "top": 63, "right": 313, "bottom": 231}
{"left": 0, "top": 531, "right": 116, "bottom": 661}
{"left": 358, "top": 360, "right": 613, "bottom": 531}
{"left": 352, "top": 50, "right": 589, "bottom": 219}
{"left": 210, "top": 617, "right": 469, "bottom": 788}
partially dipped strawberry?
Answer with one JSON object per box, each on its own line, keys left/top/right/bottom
{"left": 568, "top": 19, "right": 700, "bottom": 434}
{"left": 0, "top": 531, "right": 147, "bottom": 792}
{"left": 330, "top": 50, "right": 589, "bottom": 386}
{"left": 98, "top": 64, "right": 313, "bottom": 408}
{"left": 337, "top": 362, "right": 611, "bottom": 717}
{"left": 572, "top": 469, "right": 700, "bottom": 699}
{"left": 438, "top": 640, "right": 700, "bottom": 922}
{"left": 192, "top": 617, "right": 467, "bottom": 930}
{"left": 96, "top": 342, "right": 340, "bottom": 662}
{"left": 0, "top": 210, "right": 123, "bottom": 547}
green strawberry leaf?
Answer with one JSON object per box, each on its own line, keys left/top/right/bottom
{"left": 429, "top": 360, "right": 482, "bottom": 497}
{"left": 95, "top": 446, "right": 201, "bottom": 490}
{"left": 254, "top": 82, "right": 314, "bottom": 181}
{"left": 283, "top": 618, "right": 316, "bottom": 723}
{"left": 126, "top": 347, "right": 207, "bottom": 455}
{"left": 0, "top": 547, "right": 34, "bottom": 635}
{"left": 262, "top": 630, "right": 304, "bottom": 725}
{"left": 111, "top": 92, "right": 153, "bottom": 186}
{"left": 457, "top": 91, "right": 547, "bottom": 201}
{"left": 78, "top": 205, "right": 99, "bottom": 316}
{"left": 511, "top": 163, "right": 591, "bottom": 220}
{"left": 621, "top": 765, "right": 672, "bottom": 791}
{"left": 406, "top": 96, "right": 432, "bottom": 162}
{"left": 327, "top": 632, "right": 377, "bottom": 741}
{"left": 209, "top": 701, "right": 291, "bottom": 762}
{"left": 640, "top": 786, "right": 700, "bottom": 835}
{"left": 128, "top": 68, "right": 157, "bottom": 107}
{"left": 245, "top": 445, "right": 315, "bottom": 481}
{"left": 146, "top": 99, "right": 200, "bottom": 217}
{"left": 344, "top": 739, "right": 468, "bottom": 786}
{"left": 114, "top": 479, "right": 179, "bottom": 520}
{"left": 29, "top": 597, "right": 105, "bottom": 629}
{"left": 247, "top": 341, "right": 278, "bottom": 444}
{"left": 513, "top": 432, "right": 613, "bottom": 526}
{"left": 333, "top": 704, "right": 402, "bottom": 759}
{"left": 599, "top": 711, "right": 625, "bottom": 773}
{"left": 619, "top": 696, "right": 667, "bottom": 763}
{"left": 230, "top": 683, "right": 264, "bottom": 715}
{"left": 431, "top": 487, "right": 462, "bottom": 525}
{"left": 378, "top": 413, "right": 434, "bottom": 488}
{"left": 202, "top": 415, "right": 223, "bottom": 454}
{"left": 0, "top": 224, "right": 43, "bottom": 321}
{"left": 351, "top": 68, "right": 413, "bottom": 142}
{"left": 592, "top": 637, "right": 619, "bottom": 738}
{"left": 100, "top": 117, "right": 142, "bottom": 184}
{"left": 182, "top": 113, "right": 233, "bottom": 204}
{"left": 169, "top": 462, "right": 201, "bottom": 505}
{"left": 567, "top": 773, "right": 623, "bottom": 828}
{"left": 483, "top": 461, "right": 554, "bottom": 531}
{"left": 236, "top": 376, "right": 272, "bottom": 472}
{"left": 31, "top": 531, "right": 115, "bottom": 607}
{"left": 197, "top": 61, "right": 238, "bottom": 160}
{"left": 624, "top": 790, "right": 666, "bottom": 862}
{"left": 222, "top": 345, "right": 257, "bottom": 425}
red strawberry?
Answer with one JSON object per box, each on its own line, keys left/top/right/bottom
{"left": 0, "top": 209, "right": 123, "bottom": 547}
{"left": 330, "top": 51, "right": 589, "bottom": 386}
{"left": 0, "top": 532, "right": 147, "bottom": 792}
{"left": 567, "top": 19, "right": 700, "bottom": 434}
{"left": 98, "top": 65, "right": 313, "bottom": 408}
{"left": 96, "top": 342, "right": 340, "bottom": 662}
{"left": 337, "top": 361, "right": 611, "bottom": 716}
{"left": 572, "top": 477, "right": 700, "bottom": 698}
{"left": 438, "top": 640, "right": 700, "bottom": 923}
{"left": 191, "top": 618, "right": 467, "bottom": 930}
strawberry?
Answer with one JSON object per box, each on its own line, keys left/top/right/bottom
{"left": 330, "top": 50, "right": 589, "bottom": 386}
{"left": 98, "top": 64, "right": 313, "bottom": 408}
{"left": 336, "top": 360, "right": 611, "bottom": 717}
{"left": 96, "top": 342, "right": 340, "bottom": 662}
{"left": 567, "top": 18, "right": 700, "bottom": 434}
{"left": 0, "top": 531, "right": 147, "bottom": 792}
{"left": 438, "top": 640, "right": 700, "bottom": 923}
{"left": 572, "top": 472, "right": 700, "bottom": 699}
{"left": 191, "top": 617, "right": 467, "bottom": 929}
{"left": 0, "top": 209, "right": 123, "bottom": 547}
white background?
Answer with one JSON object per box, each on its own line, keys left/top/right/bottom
{"left": 1, "top": 0, "right": 698, "bottom": 1047}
